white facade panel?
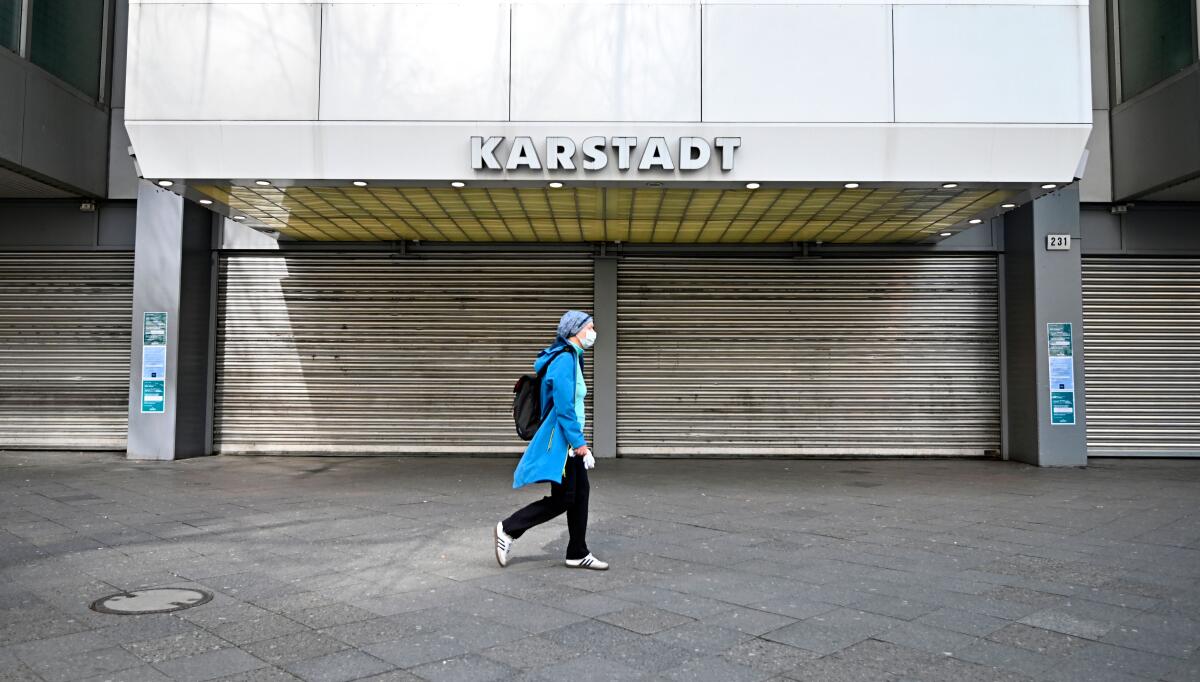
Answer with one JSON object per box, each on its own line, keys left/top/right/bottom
{"left": 702, "top": 4, "right": 894, "bottom": 123}
{"left": 319, "top": 3, "right": 510, "bottom": 121}
{"left": 128, "top": 121, "right": 1091, "bottom": 184}
{"left": 125, "top": 3, "right": 320, "bottom": 121}
{"left": 509, "top": 3, "right": 701, "bottom": 122}
{"left": 894, "top": 5, "right": 1090, "bottom": 124}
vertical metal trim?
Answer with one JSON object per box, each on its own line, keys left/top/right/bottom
{"left": 98, "top": 0, "right": 112, "bottom": 104}
{"left": 1109, "top": 0, "right": 1123, "bottom": 105}
{"left": 203, "top": 239, "right": 219, "bottom": 455}
{"left": 18, "top": 0, "right": 30, "bottom": 57}
{"left": 997, "top": 253, "right": 1009, "bottom": 460}
{"left": 592, "top": 256, "right": 618, "bottom": 458}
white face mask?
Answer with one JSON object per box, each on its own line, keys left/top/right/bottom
{"left": 580, "top": 328, "right": 597, "bottom": 349}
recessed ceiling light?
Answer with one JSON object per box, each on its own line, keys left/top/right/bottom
{"left": 969, "top": 219, "right": 983, "bottom": 225}
{"left": 254, "top": 180, "right": 271, "bottom": 186}
{"left": 352, "top": 181, "right": 368, "bottom": 187}
{"left": 940, "top": 232, "right": 953, "bottom": 237}
{"left": 198, "top": 199, "right": 213, "bottom": 205}
{"left": 844, "top": 183, "right": 860, "bottom": 189}
{"left": 548, "top": 182, "right": 563, "bottom": 189}
{"left": 1041, "top": 183, "right": 1057, "bottom": 189}
{"left": 942, "top": 183, "right": 959, "bottom": 189}
{"left": 156, "top": 180, "right": 173, "bottom": 187}
{"left": 233, "top": 215, "right": 246, "bottom": 221}
{"left": 745, "top": 182, "right": 761, "bottom": 189}
{"left": 450, "top": 181, "right": 466, "bottom": 188}
{"left": 1002, "top": 203, "right": 1016, "bottom": 209}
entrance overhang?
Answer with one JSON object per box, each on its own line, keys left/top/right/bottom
{"left": 175, "top": 181, "right": 1057, "bottom": 244}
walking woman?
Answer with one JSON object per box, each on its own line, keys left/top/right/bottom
{"left": 494, "top": 310, "right": 608, "bottom": 570}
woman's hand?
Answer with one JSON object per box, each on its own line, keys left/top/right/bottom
{"left": 574, "top": 445, "right": 591, "bottom": 458}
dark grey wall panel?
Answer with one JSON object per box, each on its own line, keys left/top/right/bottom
{"left": 97, "top": 202, "right": 137, "bottom": 247}
{"left": 1082, "top": 205, "right": 1200, "bottom": 255}
{"left": 1003, "top": 210, "right": 1039, "bottom": 460}
{"left": 0, "top": 56, "right": 24, "bottom": 162}
{"left": 21, "top": 73, "right": 109, "bottom": 197}
{"left": 0, "top": 200, "right": 135, "bottom": 249}
{"left": 1080, "top": 209, "right": 1123, "bottom": 252}
{"left": 1111, "top": 68, "right": 1200, "bottom": 201}
{"left": 174, "top": 204, "right": 214, "bottom": 458}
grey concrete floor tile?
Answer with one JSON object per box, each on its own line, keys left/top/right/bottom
{"left": 286, "top": 604, "right": 377, "bottom": 630}
{"left": 9, "top": 629, "right": 118, "bottom": 666}
{"left": 123, "top": 630, "right": 230, "bottom": 664}
{"left": 283, "top": 650, "right": 394, "bottom": 682}
{"left": 208, "top": 613, "right": 310, "bottom": 646}
{"left": 242, "top": 631, "right": 351, "bottom": 666}
{"left": 1064, "top": 641, "right": 1182, "bottom": 679}
{"left": 596, "top": 606, "right": 694, "bottom": 635}
{"left": 952, "top": 638, "right": 1058, "bottom": 677}
{"left": 151, "top": 648, "right": 269, "bottom": 682}
{"left": 655, "top": 654, "right": 772, "bottom": 682}
{"left": 29, "top": 646, "right": 146, "bottom": 682}
{"left": 868, "top": 623, "right": 978, "bottom": 658}
{"left": 408, "top": 653, "right": 518, "bottom": 682}
{"left": 209, "top": 669, "right": 303, "bottom": 682}
{"left": 526, "top": 653, "right": 648, "bottom": 681}
{"left": 719, "top": 638, "right": 820, "bottom": 675}
{"left": 651, "top": 621, "right": 752, "bottom": 653}
{"left": 478, "top": 635, "right": 581, "bottom": 670}
{"left": 851, "top": 595, "right": 938, "bottom": 621}
{"left": 985, "top": 623, "right": 1088, "bottom": 658}
{"left": 1018, "top": 608, "right": 1115, "bottom": 640}
{"left": 784, "top": 656, "right": 898, "bottom": 682}
{"left": 362, "top": 633, "right": 477, "bottom": 669}
{"left": 916, "top": 607, "right": 1010, "bottom": 637}
{"left": 761, "top": 621, "right": 874, "bottom": 656}
{"left": 704, "top": 607, "right": 798, "bottom": 636}
{"left": 553, "top": 593, "right": 636, "bottom": 618}
{"left": 78, "top": 664, "right": 174, "bottom": 682}
{"left": 318, "top": 617, "right": 427, "bottom": 647}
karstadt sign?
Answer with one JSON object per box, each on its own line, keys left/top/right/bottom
{"left": 471, "top": 136, "right": 742, "bottom": 172}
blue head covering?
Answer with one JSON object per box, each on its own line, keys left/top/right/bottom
{"left": 557, "top": 310, "right": 593, "bottom": 339}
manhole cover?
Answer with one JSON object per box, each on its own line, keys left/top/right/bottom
{"left": 90, "top": 588, "right": 213, "bottom": 615}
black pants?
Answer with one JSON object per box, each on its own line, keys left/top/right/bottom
{"left": 502, "top": 455, "right": 590, "bottom": 560}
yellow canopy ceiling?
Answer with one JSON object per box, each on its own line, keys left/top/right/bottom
{"left": 192, "top": 184, "right": 1015, "bottom": 244}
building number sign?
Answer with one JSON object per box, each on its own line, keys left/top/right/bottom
{"left": 1046, "top": 234, "right": 1071, "bottom": 250}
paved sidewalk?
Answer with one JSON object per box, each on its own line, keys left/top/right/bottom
{"left": 1, "top": 453, "right": 1198, "bottom": 682}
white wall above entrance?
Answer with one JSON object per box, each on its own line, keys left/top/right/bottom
{"left": 126, "top": 0, "right": 1092, "bottom": 186}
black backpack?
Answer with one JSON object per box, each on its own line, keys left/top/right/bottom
{"left": 512, "top": 348, "right": 572, "bottom": 440}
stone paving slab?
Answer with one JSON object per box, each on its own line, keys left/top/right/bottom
{"left": 1, "top": 452, "right": 1198, "bottom": 681}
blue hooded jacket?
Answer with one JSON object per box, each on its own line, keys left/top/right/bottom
{"left": 512, "top": 338, "right": 587, "bottom": 489}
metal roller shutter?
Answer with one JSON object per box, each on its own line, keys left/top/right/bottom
{"left": 0, "top": 253, "right": 134, "bottom": 450}
{"left": 1082, "top": 257, "right": 1200, "bottom": 456}
{"left": 216, "top": 253, "right": 594, "bottom": 454}
{"left": 617, "top": 256, "right": 1001, "bottom": 456}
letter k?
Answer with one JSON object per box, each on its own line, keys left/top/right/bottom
{"left": 472, "top": 136, "right": 504, "bottom": 170}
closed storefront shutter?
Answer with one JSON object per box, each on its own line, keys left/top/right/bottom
{"left": 617, "top": 256, "right": 1001, "bottom": 456}
{"left": 215, "top": 253, "right": 593, "bottom": 454}
{"left": 0, "top": 253, "right": 134, "bottom": 450}
{"left": 1082, "top": 257, "right": 1200, "bottom": 456}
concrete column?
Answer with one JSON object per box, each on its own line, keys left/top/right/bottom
{"left": 1002, "top": 185, "right": 1088, "bottom": 467}
{"left": 126, "top": 182, "right": 215, "bottom": 460}
{"left": 592, "top": 257, "right": 618, "bottom": 458}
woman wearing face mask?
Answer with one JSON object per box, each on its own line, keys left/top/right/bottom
{"left": 494, "top": 310, "right": 608, "bottom": 570}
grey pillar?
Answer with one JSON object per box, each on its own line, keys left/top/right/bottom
{"left": 127, "top": 182, "right": 215, "bottom": 460}
{"left": 1002, "top": 185, "right": 1087, "bottom": 467}
{"left": 592, "top": 257, "right": 618, "bottom": 458}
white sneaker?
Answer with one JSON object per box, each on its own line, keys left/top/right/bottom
{"left": 494, "top": 522, "right": 514, "bottom": 567}
{"left": 564, "top": 554, "right": 608, "bottom": 571}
